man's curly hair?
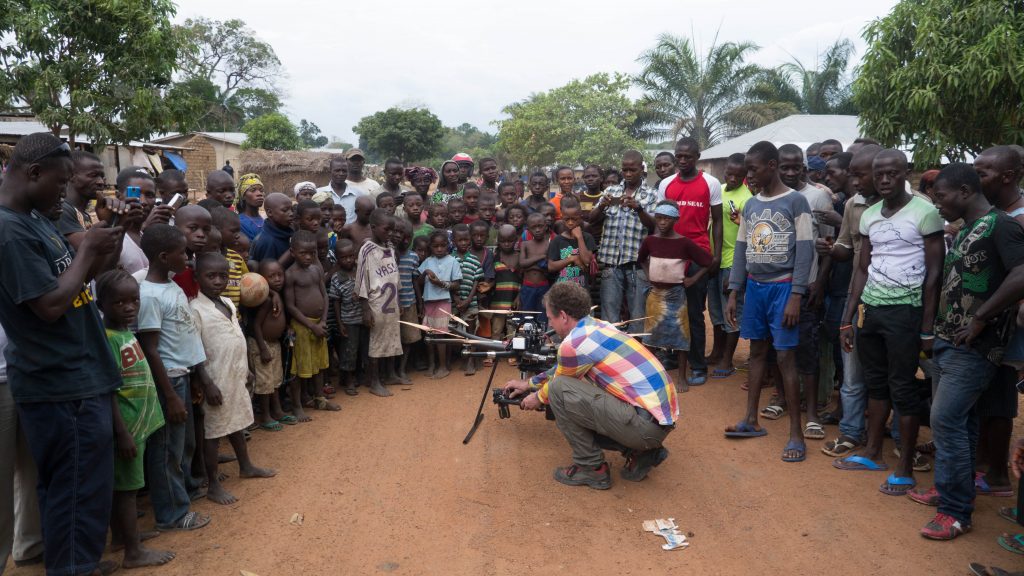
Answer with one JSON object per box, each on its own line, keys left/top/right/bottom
{"left": 543, "top": 282, "right": 592, "bottom": 321}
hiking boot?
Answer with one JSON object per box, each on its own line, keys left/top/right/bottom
{"left": 553, "top": 462, "right": 611, "bottom": 490}
{"left": 621, "top": 447, "right": 669, "bottom": 482}
{"left": 920, "top": 513, "right": 971, "bottom": 540}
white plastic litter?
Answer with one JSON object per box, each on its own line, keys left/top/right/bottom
{"left": 642, "top": 518, "right": 689, "bottom": 550}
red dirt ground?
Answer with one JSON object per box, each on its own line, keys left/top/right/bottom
{"left": 5, "top": 342, "right": 1023, "bottom": 576}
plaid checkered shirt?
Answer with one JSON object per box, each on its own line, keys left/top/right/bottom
{"left": 595, "top": 182, "right": 659, "bottom": 266}
{"left": 530, "top": 316, "right": 679, "bottom": 425}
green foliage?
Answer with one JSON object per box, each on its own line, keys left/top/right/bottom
{"left": 496, "top": 73, "right": 645, "bottom": 168}
{"left": 746, "top": 39, "right": 857, "bottom": 119}
{"left": 172, "top": 17, "right": 283, "bottom": 132}
{"left": 298, "top": 119, "right": 328, "bottom": 148}
{"left": 241, "top": 113, "right": 301, "bottom": 151}
{"left": 0, "top": 0, "right": 183, "bottom": 144}
{"left": 854, "top": 0, "right": 1024, "bottom": 165}
{"left": 352, "top": 107, "right": 445, "bottom": 163}
{"left": 325, "top": 139, "right": 352, "bottom": 150}
{"left": 634, "top": 33, "right": 770, "bottom": 149}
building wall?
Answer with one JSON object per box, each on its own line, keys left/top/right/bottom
{"left": 180, "top": 135, "right": 219, "bottom": 192}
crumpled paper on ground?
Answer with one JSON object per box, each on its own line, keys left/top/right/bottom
{"left": 642, "top": 518, "right": 689, "bottom": 550}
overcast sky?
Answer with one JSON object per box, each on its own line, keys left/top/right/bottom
{"left": 172, "top": 0, "right": 899, "bottom": 144}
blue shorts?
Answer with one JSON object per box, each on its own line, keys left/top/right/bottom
{"left": 740, "top": 278, "right": 798, "bottom": 350}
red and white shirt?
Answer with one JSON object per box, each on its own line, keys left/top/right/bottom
{"left": 657, "top": 171, "right": 722, "bottom": 253}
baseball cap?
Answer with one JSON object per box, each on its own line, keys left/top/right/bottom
{"left": 806, "top": 155, "right": 827, "bottom": 171}
{"left": 345, "top": 148, "right": 365, "bottom": 160}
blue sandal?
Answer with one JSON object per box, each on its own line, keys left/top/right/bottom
{"left": 724, "top": 421, "right": 768, "bottom": 438}
{"left": 688, "top": 372, "right": 707, "bottom": 386}
{"left": 782, "top": 439, "right": 806, "bottom": 462}
{"left": 879, "top": 474, "right": 916, "bottom": 495}
{"left": 832, "top": 454, "right": 889, "bottom": 471}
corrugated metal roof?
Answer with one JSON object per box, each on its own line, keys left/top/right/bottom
{"left": 700, "top": 114, "right": 862, "bottom": 159}
{"left": 151, "top": 131, "right": 247, "bottom": 146}
{"left": 0, "top": 118, "right": 186, "bottom": 150}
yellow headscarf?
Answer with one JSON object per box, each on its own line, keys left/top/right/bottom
{"left": 236, "top": 173, "right": 263, "bottom": 208}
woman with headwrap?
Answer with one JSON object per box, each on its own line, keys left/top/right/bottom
{"left": 430, "top": 161, "right": 463, "bottom": 205}
{"left": 405, "top": 166, "right": 437, "bottom": 202}
{"left": 237, "top": 173, "right": 266, "bottom": 241}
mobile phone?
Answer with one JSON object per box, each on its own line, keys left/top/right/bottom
{"left": 125, "top": 186, "right": 141, "bottom": 200}
{"left": 168, "top": 193, "right": 184, "bottom": 209}
{"left": 728, "top": 200, "right": 737, "bottom": 214}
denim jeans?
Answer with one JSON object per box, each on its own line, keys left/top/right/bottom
{"left": 17, "top": 395, "right": 113, "bottom": 576}
{"left": 599, "top": 265, "right": 649, "bottom": 334}
{"left": 685, "top": 269, "right": 710, "bottom": 373}
{"left": 838, "top": 309, "right": 866, "bottom": 441}
{"left": 931, "top": 338, "right": 998, "bottom": 524}
{"left": 145, "top": 374, "right": 191, "bottom": 527}
{"left": 0, "top": 382, "right": 43, "bottom": 569}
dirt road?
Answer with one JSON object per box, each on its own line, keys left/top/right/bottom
{"left": 6, "top": 361, "right": 1022, "bottom": 575}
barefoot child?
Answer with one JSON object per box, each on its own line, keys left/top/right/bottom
{"left": 452, "top": 224, "right": 483, "bottom": 375}
{"left": 469, "top": 219, "right": 496, "bottom": 341}
{"left": 417, "top": 230, "right": 462, "bottom": 378}
{"left": 376, "top": 191, "right": 397, "bottom": 217}
{"left": 284, "top": 230, "right": 338, "bottom": 420}
{"left": 191, "top": 253, "right": 277, "bottom": 504}
{"left": 463, "top": 184, "right": 481, "bottom": 224}
{"left": 248, "top": 260, "right": 292, "bottom": 430}
{"left": 505, "top": 204, "right": 527, "bottom": 241}
{"left": 329, "top": 240, "right": 363, "bottom": 396}
{"left": 356, "top": 209, "right": 403, "bottom": 395}
{"left": 519, "top": 212, "right": 552, "bottom": 324}
{"left": 97, "top": 270, "right": 176, "bottom": 569}
{"left": 342, "top": 196, "right": 376, "bottom": 250}
{"left": 491, "top": 224, "right": 522, "bottom": 340}
{"left": 638, "top": 201, "right": 713, "bottom": 391}
{"left": 394, "top": 219, "right": 420, "bottom": 382}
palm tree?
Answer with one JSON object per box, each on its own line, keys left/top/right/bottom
{"left": 751, "top": 39, "right": 858, "bottom": 115}
{"left": 634, "top": 32, "right": 791, "bottom": 148}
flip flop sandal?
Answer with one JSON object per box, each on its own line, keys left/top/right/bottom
{"left": 314, "top": 397, "right": 341, "bottom": 411}
{"left": 710, "top": 368, "right": 736, "bottom": 379}
{"left": 760, "top": 405, "right": 785, "bottom": 420}
{"left": 832, "top": 454, "right": 889, "bottom": 471}
{"left": 999, "top": 507, "right": 1018, "bottom": 525}
{"left": 344, "top": 386, "right": 358, "bottom": 396}
{"left": 893, "top": 448, "right": 932, "bottom": 472}
{"left": 259, "top": 420, "right": 283, "bottom": 432}
{"left": 322, "top": 384, "right": 337, "bottom": 396}
{"left": 819, "top": 411, "right": 840, "bottom": 425}
{"left": 803, "top": 421, "right": 826, "bottom": 440}
{"left": 688, "top": 372, "right": 708, "bottom": 386}
{"left": 997, "top": 533, "right": 1024, "bottom": 555}
{"left": 969, "top": 562, "right": 1014, "bottom": 576}
{"left": 879, "top": 474, "right": 916, "bottom": 496}
{"left": 822, "top": 436, "right": 859, "bottom": 457}
{"left": 277, "top": 414, "right": 298, "bottom": 425}
{"left": 976, "top": 472, "right": 1015, "bottom": 497}
{"left": 724, "top": 421, "right": 768, "bottom": 438}
{"left": 916, "top": 440, "right": 936, "bottom": 455}
{"left": 782, "top": 439, "right": 806, "bottom": 462}
{"left": 157, "top": 511, "right": 211, "bottom": 532}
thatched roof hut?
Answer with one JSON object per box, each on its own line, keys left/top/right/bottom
{"left": 239, "top": 149, "right": 338, "bottom": 194}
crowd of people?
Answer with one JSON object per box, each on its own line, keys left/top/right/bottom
{"left": 1, "top": 131, "right": 1024, "bottom": 575}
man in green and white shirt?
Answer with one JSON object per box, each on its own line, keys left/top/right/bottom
{"left": 837, "top": 149, "right": 944, "bottom": 496}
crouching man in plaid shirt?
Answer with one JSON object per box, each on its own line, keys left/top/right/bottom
{"left": 502, "top": 282, "right": 679, "bottom": 490}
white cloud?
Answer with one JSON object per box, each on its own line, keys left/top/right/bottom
{"left": 172, "top": 0, "right": 898, "bottom": 142}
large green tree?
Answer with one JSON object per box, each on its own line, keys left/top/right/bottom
{"left": 353, "top": 107, "right": 445, "bottom": 163}
{"left": 634, "top": 33, "right": 781, "bottom": 149}
{"left": 0, "top": 0, "right": 183, "bottom": 144}
{"left": 298, "top": 119, "right": 328, "bottom": 148}
{"left": 173, "top": 17, "right": 283, "bottom": 132}
{"left": 496, "top": 73, "right": 645, "bottom": 168}
{"left": 241, "top": 112, "right": 301, "bottom": 150}
{"left": 855, "top": 0, "right": 1024, "bottom": 165}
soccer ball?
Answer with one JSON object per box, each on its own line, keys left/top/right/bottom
{"left": 239, "top": 272, "right": 269, "bottom": 307}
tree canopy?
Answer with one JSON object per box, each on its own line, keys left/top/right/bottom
{"left": 242, "top": 112, "right": 302, "bottom": 150}
{"left": 172, "top": 17, "right": 285, "bottom": 132}
{"left": 0, "top": 0, "right": 183, "bottom": 144}
{"left": 496, "top": 73, "right": 645, "bottom": 168}
{"left": 353, "top": 107, "right": 445, "bottom": 163}
{"left": 299, "top": 119, "right": 328, "bottom": 148}
{"left": 855, "top": 0, "right": 1024, "bottom": 165}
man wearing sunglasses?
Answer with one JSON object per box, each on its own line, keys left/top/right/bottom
{"left": 0, "top": 133, "right": 127, "bottom": 575}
